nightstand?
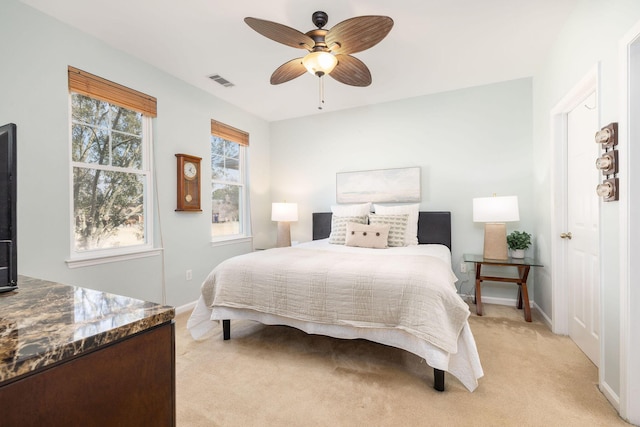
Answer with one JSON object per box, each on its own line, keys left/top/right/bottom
{"left": 463, "top": 254, "right": 543, "bottom": 322}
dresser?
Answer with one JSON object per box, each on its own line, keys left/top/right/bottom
{"left": 0, "top": 276, "right": 175, "bottom": 426}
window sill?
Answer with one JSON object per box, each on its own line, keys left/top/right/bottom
{"left": 210, "top": 236, "right": 253, "bottom": 248}
{"left": 66, "top": 248, "right": 163, "bottom": 269}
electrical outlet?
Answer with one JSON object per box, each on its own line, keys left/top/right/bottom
{"left": 186, "top": 269, "right": 192, "bottom": 280}
{"left": 460, "top": 262, "right": 468, "bottom": 273}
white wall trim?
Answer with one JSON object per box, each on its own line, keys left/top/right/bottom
{"left": 175, "top": 300, "right": 197, "bottom": 315}
{"left": 477, "top": 295, "right": 532, "bottom": 308}
{"left": 210, "top": 236, "right": 253, "bottom": 247}
{"left": 600, "top": 381, "right": 621, "bottom": 413}
{"left": 460, "top": 295, "right": 553, "bottom": 330}
{"left": 65, "top": 247, "right": 162, "bottom": 269}
{"left": 618, "top": 20, "right": 640, "bottom": 425}
{"left": 533, "top": 301, "right": 553, "bottom": 330}
{"left": 548, "top": 66, "right": 599, "bottom": 337}
{"left": 461, "top": 294, "right": 534, "bottom": 308}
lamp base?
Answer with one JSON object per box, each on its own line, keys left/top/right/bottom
{"left": 276, "top": 222, "right": 292, "bottom": 247}
{"left": 483, "top": 223, "right": 508, "bottom": 260}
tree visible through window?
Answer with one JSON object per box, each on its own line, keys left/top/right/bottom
{"left": 68, "top": 67, "right": 156, "bottom": 258}
{"left": 211, "top": 136, "right": 243, "bottom": 237}
{"left": 70, "top": 93, "right": 151, "bottom": 252}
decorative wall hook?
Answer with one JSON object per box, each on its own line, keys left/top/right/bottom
{"left": 594, "top": 122, "right": 618, "bottom": 148}
{"left": 595, "top": 122, "right": 619, "bottom": 202}
{"left": 595, "top": 150, "right": 618, "bottom": 175}
{"left": 596, "top": 177, "right": 619, "bottom": 202}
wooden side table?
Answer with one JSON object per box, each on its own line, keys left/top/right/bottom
{"left": 463, "top": 254, "right": 543, "bottom": 322}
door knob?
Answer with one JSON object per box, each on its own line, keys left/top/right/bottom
{"left": 560, "top": 232, "right": 572, "bottom": 239}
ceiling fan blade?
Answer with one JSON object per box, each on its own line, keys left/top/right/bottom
{"left": 329, "top": 55, "right": 372, "bottom": 87}
{"left": 325, "top": 16, "right": 393, "bottom": 55}
{"left": 270, "top": 58, "right": 307, "bottom": 85}
{"left": 245, "top": 17, "right": 314, "bottom": 50}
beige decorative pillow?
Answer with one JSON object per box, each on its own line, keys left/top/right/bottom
{"left": 328, "top": 215, "right": 368, "bottom": 244}
{"left": 345, "top": 223, "right": 390, "bottom": 249}
{"left": 369, "top": 214, "right": 409, "bottom": 247}
{"left": 374, "top": 203, "right": 419, "bottom": 245}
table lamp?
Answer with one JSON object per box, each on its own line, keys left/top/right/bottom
{"left": 272, "top": 202, "right": 298, "bottom": 247}
{"left": 473, "top": 195, "right": 519, "bottom": 260}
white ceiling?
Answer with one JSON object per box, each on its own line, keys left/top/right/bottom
{"left": 22, "top": 0, "right": 579, "bottom": 122}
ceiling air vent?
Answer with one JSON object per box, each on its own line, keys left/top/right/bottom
{"left": 208, "top": 74, "right": 234, "bottom": 88}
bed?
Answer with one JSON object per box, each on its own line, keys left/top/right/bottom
{"left": 187, "top": 211, "right": 483, "bottom": 392}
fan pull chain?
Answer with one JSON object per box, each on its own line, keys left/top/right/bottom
{"left": 318, "top": 76, "right": 325, "bottom": 110}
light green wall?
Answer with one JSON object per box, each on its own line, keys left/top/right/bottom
{"left": 6, "top": 0, "right": 638, "bottom": 405}
{"left": 270, "top": 78, "right": 534, "bottom": 300}
{"left": 532, "top": 0, "right": 640, "bottom": 400}
{"left": 0, "top": 0, "right": 272, "bottom": 306}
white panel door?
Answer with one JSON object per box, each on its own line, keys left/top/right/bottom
{"left": 566, "top": 91, "right": 600, "bottom": 366}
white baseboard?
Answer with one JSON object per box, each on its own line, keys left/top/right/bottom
{"left": 599, "top": 381, "right": 620, "bottom": 412}
{"left": 460, "top": 293, "right": 561, "bottom": 328}
{"left": 175, "top": 300, "right": 197, "bottom": 315}
{"left": 533, "top": 301, "right": 553, "bottom": 330}
{"left": 461, "top": 293, "right": 533, "bottom": 308}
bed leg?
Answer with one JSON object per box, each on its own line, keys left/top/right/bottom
{"left": 223, "top": 319, "right": 230, "bottom": 340}
{"left": 434, "top": 368, "right": 445, "bottom": 392}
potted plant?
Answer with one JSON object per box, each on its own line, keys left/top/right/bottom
{"left": 507, "top": 230, "right": 531, "bottom": 258}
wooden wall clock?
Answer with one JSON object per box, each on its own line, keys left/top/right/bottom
{"left": 175, "top": 153, "right": 202, "bottom": 212}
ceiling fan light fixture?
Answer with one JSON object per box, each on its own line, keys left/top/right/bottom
{"left": 245, "top": 12, "right": 393, "bottom": 88}
{"left": 302, "top": 51, "right": 337, "bottom": 77}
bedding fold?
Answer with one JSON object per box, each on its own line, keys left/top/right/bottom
{"left": 200, "top": 246, "right": 469, "bottom": 354}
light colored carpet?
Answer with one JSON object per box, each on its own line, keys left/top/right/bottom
{"left": 175, "top": 304, "right": 629, "bottom": 426}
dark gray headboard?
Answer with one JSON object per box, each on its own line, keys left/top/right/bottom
{"left": 312, "top": 211, "right": 452, "bottom": 250}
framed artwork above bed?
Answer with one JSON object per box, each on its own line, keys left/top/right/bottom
{"left": 336, "top": 166, "right": 421, "bottom": 204}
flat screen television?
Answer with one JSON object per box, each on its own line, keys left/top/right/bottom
{"left": 0, "top": 123, "right": 17, "bottom": 291}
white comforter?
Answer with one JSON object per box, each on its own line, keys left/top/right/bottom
{"left": 188, "top": 240, "right": 484, "bottom": 391}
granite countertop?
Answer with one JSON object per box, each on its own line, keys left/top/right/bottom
{"left": 0, "top": 276, "right": 174, "bottom": 383}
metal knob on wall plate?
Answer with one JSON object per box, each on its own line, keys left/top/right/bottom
{"left": 594, "top": 122, "right": 618, "bottom": 148}
{"left": 560, "top": 232, "right": 572, "bottom": 239}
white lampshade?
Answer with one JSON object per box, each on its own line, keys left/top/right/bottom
{"left": 473, "top": 196, "right": 520, "bottom": 223}
{"left": 271, "top": 202, "right": 298, "bottom": 222}
{"left": 302, "top": 51, "right": 338, "bottom": 76}
{"left": 272, "top": 202, "right": 298, "bottom": 248}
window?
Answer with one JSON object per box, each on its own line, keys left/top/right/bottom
{"left": 210, "top": 120, "right": 249, "bottom": 240}
{"left": 68, "top": 67, "right": 156, "bottom": 258}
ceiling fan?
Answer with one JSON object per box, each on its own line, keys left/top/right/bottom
{"left": 244, "top": 11, "right": 394, "bottom": 88}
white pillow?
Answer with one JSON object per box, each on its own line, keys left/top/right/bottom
{"left": 331, "top": 202, "right": 371, "bottom": 217}
{"left": 374, "top": 204, "right": 419, "bottom": 245}
{"left": 369, "top": 214, "right": 409, "bottom": 247}
{"left": 328, "top": 215, "right": 368, "bottom": 244}
{"left": 345, "top": 222, "right": 390, "bottom": 249}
